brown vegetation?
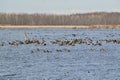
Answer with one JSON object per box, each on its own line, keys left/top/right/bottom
{"left": 0, "top": 25, "right": 120, "bottom": 29}
{"left": 0, "top": 12, "right": 120, "bottom": 26}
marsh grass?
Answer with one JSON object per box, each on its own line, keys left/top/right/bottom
{"left": 0, "top": 25, "right": 120, "bottom": 29}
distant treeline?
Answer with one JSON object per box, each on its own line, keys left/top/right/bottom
{"left": 0, "top": 12, "right": 120, "bottom": 25}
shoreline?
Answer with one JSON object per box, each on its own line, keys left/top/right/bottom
{"left": 0, "top": 25, "right": 120, "bottom": 29}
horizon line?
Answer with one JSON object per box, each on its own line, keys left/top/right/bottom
{"left": 0, "top": 11, "right": 120, "bottom": 15}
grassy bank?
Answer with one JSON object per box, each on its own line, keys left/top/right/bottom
{"left": 0, "top": 25, "right": 120, "bottom": 29}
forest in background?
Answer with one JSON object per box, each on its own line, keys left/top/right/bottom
{"left": 0, "top": 12, "right": 120, "bottom": 25}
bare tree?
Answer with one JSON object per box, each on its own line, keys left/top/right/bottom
{"left": 0, "top": 12, "right": 120, "bottom": 25}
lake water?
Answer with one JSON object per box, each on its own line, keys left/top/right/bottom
{"left": 0, "top": 28, "right": 120, "bottom": 80}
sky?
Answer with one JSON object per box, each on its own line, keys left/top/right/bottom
{"left": 0, "top": 0, "right": 120, "bottom": 14}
